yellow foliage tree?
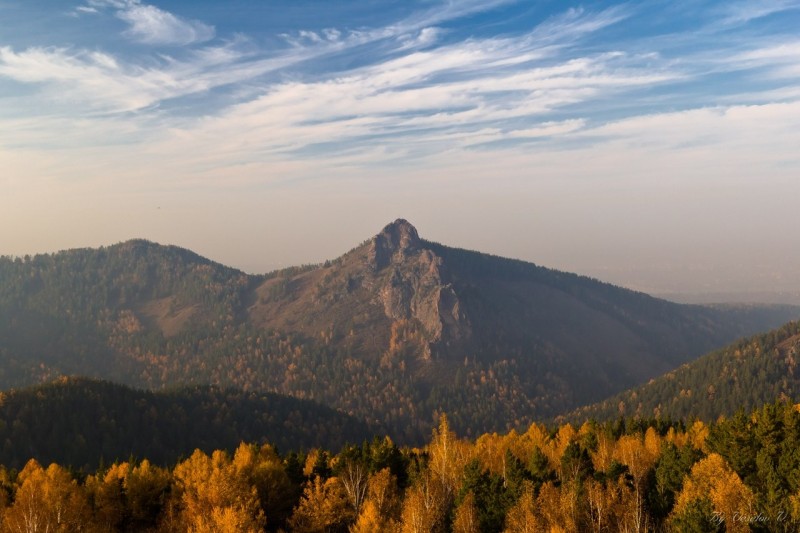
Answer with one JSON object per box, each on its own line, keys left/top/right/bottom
{"left": 125, "top": 459, "right": 171, "bottom": 529}
{"left": 289, "top": 476, "right": 352, "bottom": 533}
{"left": 672, "top": 453, "right": 755, "bottom": 533}
{"left": 473, "top": 432, "right": 505, "bottom": 475}
{"left": 85, "top": 462, "right": 130, "bottom": 531}
{"left": 428, "top": 414, "right": 472, "bottom": 498}
{"left": 3, "top": 459, "right": 92, "bottom": 533}
{"left": 591, "top": 432, "right": 615, "bottom": 473}
{"left": 399, "top": 472, "right": 448, "bottom": 533}
{"left": 613, "top": 434, "right": 658, "bottom": 532}
{"left": 536, "top": 480, "right": 579, "bottom": 532}
{"left": 503, "top": 481, "right": 540, "bottom": 533}
{"left": 687, "top": 420, "right": 709, "bottom": 451}
{"left": 351, "top": 467, "right": 401, "bottom": 530}
{"left": 232, "top": 443, "right": 295, "bottom": 524}
{"left": 452, "top": 491, "right": 480, "bottom": 533}
{"left": 173, "top": 449, "right": 265, "bottom": 533}
{"left": 546, "top": 423, "right": 577, "bottom": 480}
{"left": 191, "top": 504, "right": 263, "bottom": 533}
{"left": 644, "top": 427, "right": 661, "bottom": 458}
{"left": 350, "top": 500, "right": 384, "bottom": 533}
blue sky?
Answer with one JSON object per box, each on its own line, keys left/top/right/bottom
{"left": 2, "top": 0, "right": 800, "bottom": 301}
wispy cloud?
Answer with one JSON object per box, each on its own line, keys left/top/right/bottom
{"left": 78, "top": 0, "right": 215, "bottom": 45}
{"left": 0, "top": 46, "right": 159, "bottom": 111}
{"left": 733, "top": 41, "right": 800, "bottom": 78}
{"left": 117, "top": 3, "right": 214, "bottom": 45}
{"left": 720, "top": 0, "right": 800, "bottom": 24}
{"left": 0, "top": 1, "right": 795, "bottom": 180}
{"left": 74, "top": 6, "right": 99, "bottom": 14}
{"left": 528, "top": 5, "right": 629, "bottom": 44}
{"left": 149, "top": 27, "right": 678, "bottom": 173}
{"left": 0, "top": 37, "right": 317, "bottom": 114}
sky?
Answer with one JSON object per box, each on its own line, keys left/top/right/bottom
{"left": 2, "top": 0, "right": 800, "bottom": 303}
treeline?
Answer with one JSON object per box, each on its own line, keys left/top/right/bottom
{"left": 0, "top": 377, "right": 374, "bottom": 470}
{"left": 2, "top": 403, "right": 800, "bottom": 531}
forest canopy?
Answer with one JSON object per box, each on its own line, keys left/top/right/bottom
{"left": 0, "top": 402, "right": 799, "bottom": 532}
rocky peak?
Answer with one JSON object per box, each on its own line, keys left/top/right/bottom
{"left": 361, "top": 220, "right": 470, "bottom": 353}
{"left": 371, "top": 219, "right": 421, "bottom": 270}
{"left": 379, "top": 219, "right": 420, "bottom": 251}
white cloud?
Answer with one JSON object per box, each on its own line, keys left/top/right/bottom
{"left": 76, "top": 0, "right": 215, "bottom": 45}
{"left": 0, "top": 37, "right": 319, "bottom": 114}
{"left": 733, "top": 41, "right": 800, "bottom": 78}
{"left": 527, "top": 5, "right": 629, "bottom": 45}
{"left": 0, "top": 46, "right": 157, "bottom": 110}
{"left": 399, "top": 27, "right": 442, "bottom": 50}
{"left": 116, "top": 2, "right": 215, "bottom": 45}
{"left": 135, "top": 34, "right": 678, "bottom": 175}
{"left": 0, "top": 0, "right": 678, "bottom": 181}
{"left": 721, "top": 0, "right": 800, "bottom": 24}
{"left": 0, "top": 1, "right": 792, "bottom": 183}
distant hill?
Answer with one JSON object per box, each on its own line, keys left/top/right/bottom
{"left": 567, "top": 320, "right": 800, "bottom": 423}
{"left": 0, "top": 377, "right": 375, "bottom": 470}
{"left": 1, "top": 219, "right": 798, "bottom": 442}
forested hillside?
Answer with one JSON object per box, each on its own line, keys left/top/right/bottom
{"left": 0, "top": 378, "right": 374, "bottom": 470}
{"left": 569, "top": 320, "right": 800, "bottom": 423}
{"left": 0, "top": 404, "right": 799, "bottom": 531}
{"left": 1, "top": 220, "right": 798, "bottom": 441}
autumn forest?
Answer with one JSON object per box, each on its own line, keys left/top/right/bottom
{"left": 2, "top": 403, "right": 800, "bottom": 532}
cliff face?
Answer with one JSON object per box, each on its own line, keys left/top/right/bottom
{"left": 370, "top": 220, "right": 470, "bottom": 347}
{"left": 247, "top": 219, "right": 470, "bottom": 360}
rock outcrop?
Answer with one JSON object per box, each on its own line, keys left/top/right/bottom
{"left": 369, "top": 220, "right": 470, "bottom": 351}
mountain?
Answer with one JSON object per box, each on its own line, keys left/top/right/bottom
{"left": 566, "top": 320, "right": 800, "bottom": 423}
{"left": 1, "top": 219, "right": 798, "bottom": 442}
{"left": 0, "top": 377, "right": 375, "bottom": 470}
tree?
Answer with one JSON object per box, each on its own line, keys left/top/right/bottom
{"left": 310, "top": 451, "right": 333, "bottom": 481}
{"left": 561, "top": 441, "right": 594, "bottom": 484}
{"left": 336, "top": 458, "right": 369, "bottom": 518}
{"left": 456, "top": 459, "right": 511, "bottom": 533}
{"left": 232, "top": 443, "right": 295, "bottom": 527}
{"left": 452, "top": 491, "right": 480, "bottom": 533}
{"left": 503, "top": 482, "right": 540, "bottom": 533}
{"left": 349, "top": 500, "right": 383, "bottom": 533}
{"left": 125, "top": 459, "right": 172, "bottom": 530}
{"left": 670, "top": 497, "right": 723, "bottom": 533}
{"left": 536, "top": 480, "right": 577, "bottom": 532}
{"left": 85, "top": 462, "right": 129, "bottom": 531}
{"left": 350, "top": 467, "right": 400, "bottom": 532}
{"left": 613, "top": 434, "right": 658, "bottom": 532}
{"left": 649, "top": 441, "right": 701, "bottom": 523}
{"left": 3, "top": 460, "right": 92, "bottom": 533}
{"left": 527, "top": 445, "right": 555, "bottom": 489}
{"left": 288, "top": 476, "right": 352, "bottom": 533}
{"left": 586, "top": 478, "right": 613, "bottom": 533}
{"left": 172, "top": 449, "right": 265, "bottom": 533}
{"left": 428, "top": 414, "right": 471, "bottom": 498}
{"left": 671, "top": 453, "right": 754, "bottom": 533}
{"left": 399, "top": 471, "right": 448, "bottom": 533}
{"left": 365, "top": 468, "right": 400, "bottom": 522}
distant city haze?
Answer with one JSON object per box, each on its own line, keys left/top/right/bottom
{"left": 2, "top": 0, "right": 799, "bottom": 304}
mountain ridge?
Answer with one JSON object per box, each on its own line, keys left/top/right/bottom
{"left": 566, "top": 319, "right": 800, "bottom": 424}
{"left": 1, "top": 219, "right": 798, "bottom": 441}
